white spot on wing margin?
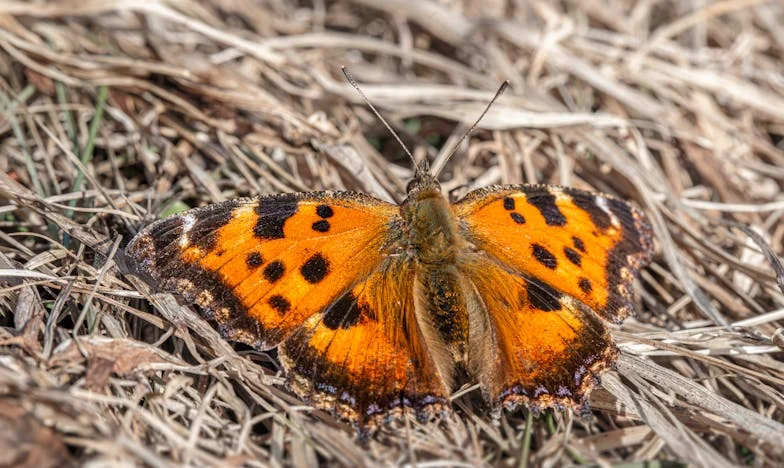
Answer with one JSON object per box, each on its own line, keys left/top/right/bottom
{"left": 179, "top": 214, "right": 195, "bottom": 248}
{"left": 595, "top": 196, "right": 619, "bottom": 228}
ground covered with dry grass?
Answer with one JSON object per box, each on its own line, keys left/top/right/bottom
{"left": 1, "top": 0, "right": 783, "bottom": 466}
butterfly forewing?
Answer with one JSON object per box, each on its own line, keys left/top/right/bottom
{"left": 455, "top": 185, "right": 653, "bottom": 323}
{"left": 126, "top": 192, "right": 400, "bottom": 350}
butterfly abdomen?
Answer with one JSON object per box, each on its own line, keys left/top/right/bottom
{"left": 417, "top": 266, "right": 469, "bottom": 360}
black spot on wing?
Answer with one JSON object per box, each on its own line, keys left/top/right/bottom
{"left": 323, "top": 292, "right": 363, "bottom": 330}
{"left": 525, "top": 279, "right": 562, "bottom": 311}
{"left": 316, "top": 205, "right": 334, "bottom": 218}
{"left": 579, "top": 277, "right": 593, "bottom": 294}
{"left": 527, "top": 193, "right": 566, "bottom": 226}
{"left": 503, "top": 197, "right": 515, "bottom": 210}
{"left": 532, "top": 244, "right": 557, "bottom": 269}
{"left": 312, "top": 220, "right": 330, "bottom": 232}
{"left": 268, "top": 295, "right": 290, "bottom": 314}
{"left": 572, "top": 236, "right": 586, "bottom": 252}
{"left": 301, "top": 253, "right": 330, "bottom": 283}
{"left": 510, "top": 212, "right": 526, "bottom": 224}
{"left": 246, "top": 252, "right": 264, "bottom": 269}
{"left": 570, "top": 192, "right": 611, "bottom": 230}
{"left": 564, "top": 247, "right": 582, "bottom": 267}
{"left": 263, "top": 260, "right": 285, "bottom": 283}
{"left": 254, "top": 194, "right": 298, "bottom": 239}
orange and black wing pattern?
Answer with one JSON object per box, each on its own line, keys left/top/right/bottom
{"left": 455, "top": 185, "right": 653, "bottom": 324}
{"left": 278, "top": 256, "right": 449, "bottom": 426}
{"left": 462, "top": 254, "right": 618, "bottom": 410}
{"left": 455, "top": 184, "right": 652, "bottom": 409}
{"left": 125, "top": 192, "right": 399, "bottom": 350}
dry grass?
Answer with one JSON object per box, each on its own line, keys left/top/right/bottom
{"left": 1, "top": 0, "right": 783, "bottom": 466}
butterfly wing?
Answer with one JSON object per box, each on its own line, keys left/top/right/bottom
{"left": 455, "top": 185, "right": 652, "bottom": 408}
{"left": 278, "top": 256, "right": 449, "bottom": 425}
{"left": 462, "top": 254, "right": 617, "bottom": 409}
{"left": 455, "top": 185, "right": 653, "bottom": 323}
{"left": 126, "top": 191, "right": 448, "bottom": 424}
{"left": 126, "top": 192, "right": 401, "bottom": 349}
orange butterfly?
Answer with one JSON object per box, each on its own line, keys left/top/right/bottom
{"left": 125, "top": 80, "right": 653, "bottom": 428}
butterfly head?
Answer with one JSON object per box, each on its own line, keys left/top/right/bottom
{"left": 406, "top": 159, "right": 441, "bottom": 196}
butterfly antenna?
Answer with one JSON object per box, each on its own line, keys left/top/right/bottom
{"left": 431, "top": 80, "right": 509, "bottom": 178}
{"left": 341, "top": 67, "right": 419, "bottom": 171}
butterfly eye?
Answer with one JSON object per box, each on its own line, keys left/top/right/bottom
{"left": 406, "top": 173, "right": 440, "bottom": 194}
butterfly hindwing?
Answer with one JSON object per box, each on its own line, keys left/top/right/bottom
{"left": 278, "top": 257, "right": 449, "bottom": 425}
{"left": 455, "top": 184, "right": 653, "bottom": 323}
{"left": 126, "top": 192, "right": 400, "bottom": 349}
{"left": 462, "top": 254, "right": 617, "bottom": 409}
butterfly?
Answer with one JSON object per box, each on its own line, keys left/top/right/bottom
{"left": 125, "top": 78, "right": 653, "bottom": 428}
